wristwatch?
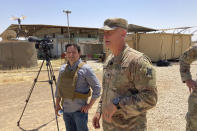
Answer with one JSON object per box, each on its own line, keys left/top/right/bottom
{"left": 112, "top": 97, "right": 121, "bottom": 109}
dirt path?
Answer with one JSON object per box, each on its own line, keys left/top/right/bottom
{"left": 0, "top": 61, "right": 196, "bottom": 131}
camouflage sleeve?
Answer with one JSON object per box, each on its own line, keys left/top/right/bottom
{"left": 96, "top": 55, "right": 113, "bottom": 114}
{"left": 96, "top": 97, "right": 102, "bottom": 113}
{"left": 119, "top": 56, "right": 157, "bottom": 115}
{"left": 96, "top": 73, "right": 104, "bottom": 114}
{"left": 179, "top": 45, "right": 197, "bottom": 82}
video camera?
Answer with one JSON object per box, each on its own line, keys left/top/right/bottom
{"left": 28, "top": 36, "right": 53, "bottom": 50}
{"left": 28, "top": 36, "right": 54, "bottom": 59}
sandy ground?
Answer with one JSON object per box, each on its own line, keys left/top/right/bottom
{"left": 0, "top": 60, "right": 197, "bottom": 131}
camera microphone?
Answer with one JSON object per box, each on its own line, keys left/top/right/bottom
{"left": 28, "top": 36, "right": 42, "bottom": 42}
{"left": 28, "top": 36, "right": 53, "bottom": 43}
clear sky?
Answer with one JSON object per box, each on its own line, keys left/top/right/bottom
{"left": 0, "top": 0, "right": 197, "bottom": 39}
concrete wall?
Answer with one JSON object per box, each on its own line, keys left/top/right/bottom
{"left": 32, "top": 28, "right": 103, "bottom": 58}
{"left": 50, "top": 39, "right": 67, "bottom": 58}
{"left": 80, "top": 43, "right": 103, "bottom": 57}
{"left": 0, "top": 41, "right": 38, "bottom": 69}
{"left": 51, "top": 37, "right": 102, "bottom": 58}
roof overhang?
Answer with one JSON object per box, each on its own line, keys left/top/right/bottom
{"left": 128, "top": 24, "right": 157, "bottom": 33}
{"left": 0, "top": 23, "right": 158, "bottom": 38}
{"left": 0, "top": 24, "right": 102, "bottom": 37}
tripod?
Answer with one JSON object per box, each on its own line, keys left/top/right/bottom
{"left": 17, "top": 49, "right": 60, "bottom": 131}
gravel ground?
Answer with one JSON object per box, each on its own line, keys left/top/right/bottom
{"left": 0, "top": 60, "right": 196, "bottom": 131}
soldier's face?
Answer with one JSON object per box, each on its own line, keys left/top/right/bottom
{"left": 66, "top": 46, "right": 80, "bottom": 65}
{"left": 104, "top": 29, "right": 123, "bottom": 50}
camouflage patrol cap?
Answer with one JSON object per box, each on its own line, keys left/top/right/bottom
{"left": 102, "top": 18, "right": 128, "bottom": 30}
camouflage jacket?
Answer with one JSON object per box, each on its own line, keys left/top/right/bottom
{"left": 179, "top": 44, "right": 197, "bottom": 82}
{"left": 97, "top": 44, "right": 157, "bottom": 128}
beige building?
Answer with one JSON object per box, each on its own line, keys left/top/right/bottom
{"left": 0, "top": 24, "right": 105, "bottom": 69}
{"left": 0, "top": 24, "right": 104, "bottom": 59}
{"left": 0, "top": 24, "right": 193, "bottom": 63}
{"left": 125, "top": 24, "right": 192, "bottom": 62}
{"left": 126, "top": 33, "right": 192, "bottom": 62}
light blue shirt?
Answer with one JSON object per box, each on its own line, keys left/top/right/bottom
{"left": 55, "top": 59, "right": 101, "bottom": 112}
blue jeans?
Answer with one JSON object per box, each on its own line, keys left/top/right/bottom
{"left": 63, "top": 111, "right": 88, "bottom": 131}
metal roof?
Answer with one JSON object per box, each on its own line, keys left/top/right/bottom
{"left": 0, "top": 24, "right": 102, "bottom": 37}
{"left": 128, "top": 24, "right": 157, "bottom": 32}
{"left": 0, "top": 23, "right": 158, "bottom": 37}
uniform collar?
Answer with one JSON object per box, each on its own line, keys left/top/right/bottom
{"left": 113, "top": 44, "right": 129, "bottom": 63}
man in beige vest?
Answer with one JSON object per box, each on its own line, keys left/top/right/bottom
{"left": 92, "top": 18, "right": 158, "bottom": 131}
{"left": 55, "top": 43, "right": 101, "bottom": 131}
{"left": 179, "top": 44, "right": 197, "bottom": 131}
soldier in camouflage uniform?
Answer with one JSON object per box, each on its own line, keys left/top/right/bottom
{"left": 92, "top": 18, "right": 158, "bottom": 131}
{"left": 179, "top": 44, "right": 197, "bottom": 131}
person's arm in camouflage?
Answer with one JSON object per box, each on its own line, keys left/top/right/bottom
{"left": 92, "top": 75, "right": 104, "bottom": 129}
{"left": 179, "top": 46, "right": 197, "bottom": 82}
{"left": 119, "top": 56, "right": 158, "bottom": 116}
{"left": 92, "top": 97, "right": 102, "bottom": 129}
{"left": 179, "top": 45, "right": 197, "bottom": 92}
{"left": 96, "top": 97, "right": 102, "bottom": 114}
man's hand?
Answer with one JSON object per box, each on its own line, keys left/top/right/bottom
{"left": 81, "top": 104, "right": 92, "bottom": 113}
{"left": 102, "top": 103, "right": 117, "bottom": 123}
{"left": 92, "top": 112, "right": 101, "bottom": 129}
{"left": 55, "top": 104, "right": 62, "bottom": 116}
{"left": 185, "top": 79, "right": 197, "bottom": 93}
{"left": 81, "top": 98, "right": 96, "bottom": 113}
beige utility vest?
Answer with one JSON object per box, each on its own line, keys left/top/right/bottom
{"left": 57, "top": 62, "right": 91, "bottom": 100}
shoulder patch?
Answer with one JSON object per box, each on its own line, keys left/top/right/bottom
{"left": 146, "top": 67, "right": 153, "bottom": 78}
{"left": 138, "top": 57, "right": 154, "bottom": 79}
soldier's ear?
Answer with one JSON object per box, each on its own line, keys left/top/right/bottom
{"left": 120, "top": 29, "right": 127, "bottom": 39}
{"left": 121, "top": 29, "right": 127, "bottom": 38}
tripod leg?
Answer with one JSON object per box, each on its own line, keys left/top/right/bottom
{"left": 46, "top": 61, "right": 60, "bottom": 131}
{"left": 17, "top": 60, "right": 45, "bottom": 126}
{"left": 48, "top": 60, "right": 57, "bottom": 85}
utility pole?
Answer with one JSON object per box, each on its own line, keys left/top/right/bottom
{"left": 63, "top": 10, "right": 71, "bottom": 44}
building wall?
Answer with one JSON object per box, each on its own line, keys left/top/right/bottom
{"left": 33, "top": 28, "right": 103, "bottom": 58}
{"left": 0, "top": 41, "right": 38, "bottom": 69}
{"left": 125, "top": 33, "right": 192, "bottom": 62}
{"left": 80, "top": 43, "right": 103, "bottom": 56}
